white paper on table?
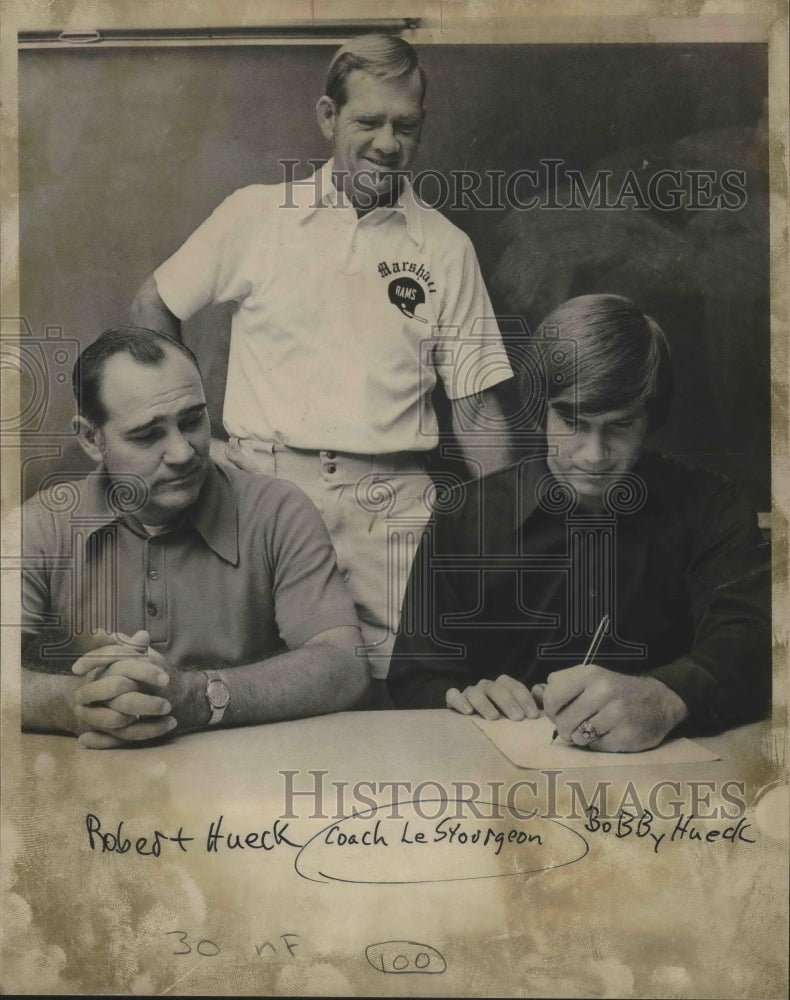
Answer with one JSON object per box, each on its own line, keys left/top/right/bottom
{"left": 472, "top": 714, "right": 720, "bottom": 768}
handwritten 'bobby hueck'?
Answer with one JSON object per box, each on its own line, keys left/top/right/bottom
{"left": 583, "top": 806, "right": 756, "bottom": 855}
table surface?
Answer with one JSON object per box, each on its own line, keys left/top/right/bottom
{"left": 3, "top": 710, "right": 788, "bottom": 998}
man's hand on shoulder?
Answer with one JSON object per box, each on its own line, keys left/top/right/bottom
{"left": 221, "top": 439, "right": 266, "bottom": 474}
{"left": 446, "top": 674, "right": 541, "bottom": 721}
{"left": 540, "top": 663, "right": 690, "bottom": 752}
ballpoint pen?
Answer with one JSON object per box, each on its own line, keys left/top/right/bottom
{"left": 551, "top": 614, "right": 610, "bottom": 743}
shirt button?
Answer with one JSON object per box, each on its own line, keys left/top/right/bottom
{"left": 325, "top": 451, "right": 337, "bottom": 460}
{"left": 148, "top": 570, "right": 159, "bottom": 580}
{"left": 326, "top": 464, "right": 337, "bottom": 474}
{"left": 146, "top": 603, "right": 158, "bottom": 616}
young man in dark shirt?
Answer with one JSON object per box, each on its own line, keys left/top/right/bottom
{"left": 387, "top": 294, "right": 770, "bottom": 752}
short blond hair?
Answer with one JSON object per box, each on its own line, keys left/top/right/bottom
{"left": 325, "top": 33, "right": 427, "bottom": 109}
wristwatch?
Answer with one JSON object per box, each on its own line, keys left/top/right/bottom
{"left": 202, "top": 670, "right": 230, "bottom": 725}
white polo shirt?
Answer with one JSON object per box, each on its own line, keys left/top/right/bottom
{"left": 154, "top": 160, "right": 513, "bottom": 454}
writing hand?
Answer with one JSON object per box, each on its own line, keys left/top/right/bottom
{"left": 541, "top": 663, "right": 689, "bottom": 752}
{"left": 72, "top": 630, "right": 177, "bottom": 748}
{"left": 446, "top": 674, "right": 541, "bottom": 721}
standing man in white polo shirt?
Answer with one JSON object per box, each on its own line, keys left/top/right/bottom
{"left": 131, "top": 34, "right": 514, "bottom": 676}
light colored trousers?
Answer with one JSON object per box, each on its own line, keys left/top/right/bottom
{"left": 225, "top": 438, "right": 434, "bottom": 678}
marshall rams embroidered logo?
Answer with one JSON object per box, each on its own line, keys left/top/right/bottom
{"left": 378, "top": 259, "right": 435, "bottom": 323}
{"left": 388, "top": 277, "right": 428, "bottom": 323}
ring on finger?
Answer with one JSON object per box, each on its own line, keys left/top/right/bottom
{"left": 577, "top": 719, "right": 599, "bottom": 742}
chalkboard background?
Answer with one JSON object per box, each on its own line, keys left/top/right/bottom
{"left": 18, "top": 42, "right": 769, "bottom": 509}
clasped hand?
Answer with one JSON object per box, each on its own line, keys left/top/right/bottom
{"left": 446, "top": 663, "right": 688, "bottom": 752}
{"left": 71, "top": 629, "right": 178, "bottom": 749}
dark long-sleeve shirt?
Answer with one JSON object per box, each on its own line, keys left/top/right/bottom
{"left": 388, "top": 450, "right": 770, "bottom": 732}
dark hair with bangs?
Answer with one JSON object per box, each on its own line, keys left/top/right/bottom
{"left": 72, "top": 326, "right": 201, "bottom": 427}
{"left": 325, "top": 34, "right": 427, "bottom": 110}
{"left": 524, "top": 294, "right": 674, "bottom": 431}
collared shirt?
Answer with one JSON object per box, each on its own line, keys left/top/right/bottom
{"left": 387, "top": 450, "right": 771, "bottom": 731}
{"left": 22, "top": 463, "right": 358, "bottom": 671}
{"left": 154, "top": 160, "right": 512, "bottom": 453}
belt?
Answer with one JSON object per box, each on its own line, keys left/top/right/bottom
{"left": 231, "top": 438, "right": 428, "bottom": 483}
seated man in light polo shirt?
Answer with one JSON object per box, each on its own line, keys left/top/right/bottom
{"left": 130, "top": 33, "right": 514, "bottom": 676}
{"left": 21, "top": 327, "right": 369, "bottom": 748}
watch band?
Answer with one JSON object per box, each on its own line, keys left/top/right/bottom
{"left": 202, "top": 669, "right": 230, "bottom": 726}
